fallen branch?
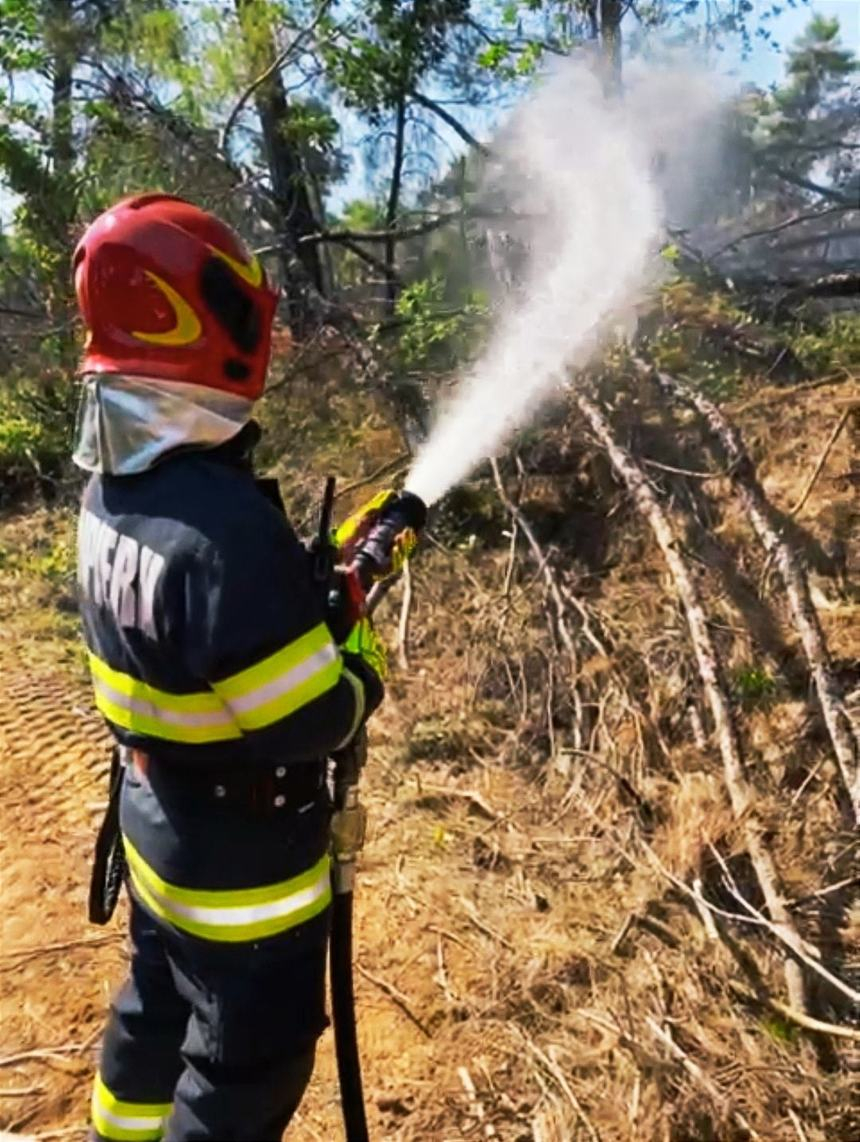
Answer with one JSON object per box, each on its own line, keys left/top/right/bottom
{"left": 457, "top": 1067, "right": 498, "bottom": 1138}
{"left": 489, "top": 457, "right": 589, "bottom": 755}
{"left": 521, "top": 1035, "right": 601, "bottom": 1142}
{"left": 779, "top": 272, "right": 860, "bottom": 311}
{"left": 577, "top": 386, "right": 809, "bottom": 1014}
{"left": 644, "top": 363, "right": 860, "bottom": 826}
{"left": 709, "top": 844, "right": 860, "bottom": 1007}
{"left": 459, "top": 897, "right": 514, "bottom": 952}
{"left": 727, "top": 983, "right": 860, "bottom": 1042}
{"left": 416, "top": 784, "right": 498, "bottom": 821}
{"left": 645, "top": 1017, "right": 762, "bottom": 1140}
{"left": 0, "top": 1045, "right": 88, "bottom": 1068}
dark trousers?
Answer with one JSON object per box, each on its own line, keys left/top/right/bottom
{"left": 91, "top": 900, "right": 329, "bottom": 1141}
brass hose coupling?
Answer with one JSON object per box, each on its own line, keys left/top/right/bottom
{"left": 331, "top": 784, "right": 367, "bottom": 894}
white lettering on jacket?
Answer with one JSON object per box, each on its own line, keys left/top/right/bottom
{"left": 78, "top": 508, "right": 166, "bottom": 638}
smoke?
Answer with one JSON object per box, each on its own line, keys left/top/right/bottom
{"left": 405, "top": 58, "right": 725, "bottom": 506}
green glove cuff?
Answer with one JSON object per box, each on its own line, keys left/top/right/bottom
{"left": 343, "top": 618, "right": 388, "bottom": 681}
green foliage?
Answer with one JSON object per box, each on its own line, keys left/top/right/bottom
{"left": 743, "top": 13, "right": 858, "bottom": 197}
{"left": 321, "top": 1, "right": 471, "bottom": 119}
{"left": 0, "top": 383, "right": 71, "bottom": 498}
{"left": 792, "top": 314, "right": 860, "bottom": 376}
{"left": 760, "top": 1014, "right": 800, "bottom": 1046}
{"left": 646, "top": 279, "right": 750, "bottom": 399}
{"left": 0, "top": 0, "right": 43, "bottom": 71}
{"left": 391, "top": 273, "right": 489, "bottom": 371}
{"left": 732, "top": 664, "right": 777, "bottom": 708}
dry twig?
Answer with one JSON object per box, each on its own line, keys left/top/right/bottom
{"left": 0, "top": 933, "right": 121, "bottom": 966}
{"left": 789, "top": 406, "right": 852, "bottom": 517}
{"left": 709, "top": 845, "right": 860, "bottom": 1006}
{"left": 396, "top": 559, "right": 413, "bottom": 671}
{"left": 356, "top": 963, "right": 432, "bottom": 1038}
{"left": 645, "top": 1017, "right": 761, "bottom": 1140}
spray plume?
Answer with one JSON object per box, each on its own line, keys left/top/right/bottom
{"left": 406, "top": 60, "right": 723, "bottom": 506}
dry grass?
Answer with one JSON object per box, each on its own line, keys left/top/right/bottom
{"left": 0, "top": 372, "right": 857, "bottom": 1140}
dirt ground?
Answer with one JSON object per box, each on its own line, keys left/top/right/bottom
{"left": 1, "top": 378, "right": 857, "bottom": 1141}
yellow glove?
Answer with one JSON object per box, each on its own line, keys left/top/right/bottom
{"left": 386, "top": 526, "right": 417, "bottom": 577}
{"left": 334, "top": 489, "right": 395, "bottom": 556}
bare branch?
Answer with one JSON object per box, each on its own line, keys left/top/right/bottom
{"left": 789, "top": 408, "right": 853, "bottom": 518}
{"left": 0, "top": 303, "right": 46, "bottom": 320}
{"left": 408, "top": 89, "right": 491, "bottom": 157}
{"left": 577, "top": 384, "right": 810, "bottom": 1014}
{"left": 298, "top": 213, "right": 463, "bottom": 246}
{"left": 759, "top": 164, "right": 858, "bottom": 207}
{"left": 709, "top": 206, "right": 855, "bottom": 260}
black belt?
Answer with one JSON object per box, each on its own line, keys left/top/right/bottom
{"left": 126, "top": 748, "right": 327, "bottom": 815}
{"left": 89, "top": 746, "right": 126, "bottom": 925}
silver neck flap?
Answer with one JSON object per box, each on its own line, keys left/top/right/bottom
{"left": 73, "top": 374, "right": 255, "bottom": 476}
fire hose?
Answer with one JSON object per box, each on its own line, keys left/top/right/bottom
{"left": 320, "top": 482, "right": 427, "bottom": 1142}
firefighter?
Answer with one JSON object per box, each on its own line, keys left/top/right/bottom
{"left": 73, "top": 193, "right": 385, "bottom": 1142}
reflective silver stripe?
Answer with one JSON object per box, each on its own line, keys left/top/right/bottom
{"left": 136, "top": 862, "right": 331, "bottom": 928}
{"left": 333, "top": 668, "right": 366, "bottom": 751}
{"left": 93, "top": 677, "right": 235, "bottom": 728}
{"left": 226, "top": 643, "right": 339, "bottom": 716}
{"left": 95, "top": 1107, "right": 167, "bottom": 1132}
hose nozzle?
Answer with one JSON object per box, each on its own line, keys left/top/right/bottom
{"left": 350, "top": 490, "right": 427, "bottom": 590}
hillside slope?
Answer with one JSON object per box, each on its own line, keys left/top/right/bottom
{"left": 0, "top": 374, "right": 857, "bottom": 1141}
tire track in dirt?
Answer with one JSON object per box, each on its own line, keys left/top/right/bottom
{"left": 0, "top": 663, "right": 119, "bottom": 1140}
{"left": 0, "top": 660, "right": 426, "bottom": 1141}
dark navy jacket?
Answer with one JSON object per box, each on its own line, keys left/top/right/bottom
{"left": 77, "top": 432, "right": 364, "bottom": 771}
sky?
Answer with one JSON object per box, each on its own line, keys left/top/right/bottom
{"left": 328, "top": 0, "right": 860, "bottom": 210}
{"left": 741, "top": 0, "right": 859, "bottom": 85}
{"left": 1, "top": 0, "right": 858, "bottom": 229}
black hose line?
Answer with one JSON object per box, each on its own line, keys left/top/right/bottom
{"left": 330, "top": 891, "right": 369, "bottom": 1142}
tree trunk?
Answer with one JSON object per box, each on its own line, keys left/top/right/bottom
{"left": 45, "top": 0, "right": 76, "bottom": 316}
{"left": 577, "top": 387, "right": 809, "bottom": 1015}
{"left": 234, "top": 0, "right": 324, "bottom": 335}
{"left": 599, "top": 0, "right": 623, "bottom": 95}
{"left": 384, "top": 95, "right": 408, "bottom": 315}
{"left": 48, "top": 0, "right": 74, "bottom": 185}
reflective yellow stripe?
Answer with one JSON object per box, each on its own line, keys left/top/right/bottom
{"left": 131, "top": 272, "right": 202, "bottom": 347}
{"left": 88, "top": 654, "right": 225, "bottom": 714}
{"left": 214, "top": 623, "right": 333, "bottom": 700}
{"left": 213, "top": 623, "right": 343, "bottom": 731}
{"left": 92, "top": 685, "right": 242, "bottom": 744}
{"left": 123, "top": 837, "right": 332, "bottom": 943}
{"left": 91, "top": 1073, "right": 170, "bottom": 1141}
{"left": 88, "top": 652, "right": 240, "bottom": 743}
{"left": 88, "top": 623, "right": 341, "bottom": 744}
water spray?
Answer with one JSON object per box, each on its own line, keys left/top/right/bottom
{"left": 404, "top": 60, "right": 722, "bottom": 508}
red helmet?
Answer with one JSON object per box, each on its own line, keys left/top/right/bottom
{"left": 73, "top": 193, "right": 279, "bottom": 400}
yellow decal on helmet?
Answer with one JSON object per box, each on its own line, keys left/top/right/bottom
{"left": 209, "top": 245, "right": 264, "bottom": 287}
{"left": 132, "top": 272, "right": 202, "bottom": 346}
